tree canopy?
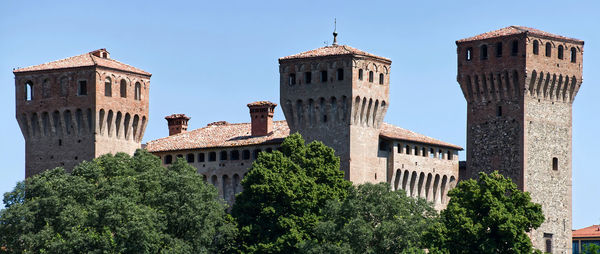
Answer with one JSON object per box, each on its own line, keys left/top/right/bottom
{"left": 424, "top": 171, "right": 544, "bottom": 254}
{"left": 299, "top": 182, "right": 436, "bottom": 254}
{"left": 0, "top": 150, "right": 236, "bottom": 253}
{"left": 231, "top": 133, "right": 352, "bottom": 253}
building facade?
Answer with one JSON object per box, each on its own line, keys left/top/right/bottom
{"left": 572, "top": 225, "right": 600, "bottom": 254}
{"left": 456, "top": 26, "right": 584, "bottom": 254}
{"left": 146, "top": 38, "right": 462, "bottom": 209}
{"left": 14, "top": 49, "right": 151, "bottom": 177}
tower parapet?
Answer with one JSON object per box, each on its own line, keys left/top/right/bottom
{"left": 14, "top": 49, "right": 151, "bottom": 177}
{"left": 247, "top": 101, "right": 276, "bottom": 136}
{"left": 165, "top": 114, "right": 190, "bottom": 136}
{"left": 456, "top": 26, "right": 583, "bottom": 254}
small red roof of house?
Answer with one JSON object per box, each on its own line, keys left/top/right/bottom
{"left": 573, "top": 225, "right": 600, "bottom": 238}
{"left": 146, "top": 120, "right": 462, "bottom": 152}
{"left": 456, "top": 26, "right": 583, "bottom": 44}
{"left": 279, "top": 44, "right": 391, "bottom": 62}
{"left": 13, "top": 49, "right": 151, "bottom": 76}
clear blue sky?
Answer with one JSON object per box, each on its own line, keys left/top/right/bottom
{"left": 1, "top": 1, "right": 598, "bottom": 229}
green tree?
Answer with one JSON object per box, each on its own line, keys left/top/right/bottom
{"left": 0, "top": 150, "right": 236, "bottom": 253}
{"left": 299, "top": 182, "right": 436, "bottom": 254}
{"left": 231, "top": 133, "right": 352, "bottom": 253}
{"left": 424, "top": 171, "right": 544, "bottom": 254}
{"left": 584, "top": 243, "right": 600, "bottom": 254}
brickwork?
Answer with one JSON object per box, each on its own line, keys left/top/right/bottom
{"left": 457, "top": 26, "right": 583, "bottom": 254}
{"left": 14, "top": 49, "right": 150, "bottom": 177}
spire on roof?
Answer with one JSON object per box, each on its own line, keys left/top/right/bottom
{"left": 332, "top": 18, "right": 338, "bottom": 46}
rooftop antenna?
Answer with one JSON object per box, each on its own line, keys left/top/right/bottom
{"left": 332, "top": 18, "right": 338, "bottom": 46}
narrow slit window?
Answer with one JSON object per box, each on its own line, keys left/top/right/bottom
{"left": 533, "top": 40, "right": 539, "bottom": 55}
{"left": 304, "top": 72, "right": 312, "bottom": 84}
{"left": 337, "top": 68, "right": 343, "bottom": 81}
{"left": 368, "top": 71, "right": 374, "bottom": 82}
{"left": 105, "top": 77, "right": 112, "bottom": 97}
{"left": 25, "top": 81, "right": 33, "bottom": 101}
{"left": 120, "top": 80, "right": 127, "bottom": 98}
{"left": 480, "top": 45, "right": 488, "bottom": 60}
{"left": 358, "top": 69, "right": 363, "bottom": 80}
{"left": 511, "top": 40, "right": 518, "bottom": 56}
{"left": 496, "top": 42, "right": 503, "bottom": 57}
{"left": 570, "top": 47, "right": 577, "bottom": 63}
{"left": 289, "top": 73, "right": 296, "bottom": 85}
{"left": 78, "top": 80, "right": 87, "bottom": 96}
{"left": 558, "top": 45, "right": 564, "bottom": 59}
{"left": 545, "top": 42, "right": 552, "bottom": 57}
{"left": 497, "top": 105, "right": 502, "bottom": 117}
{"left": 379, "top": 73, "right": 384, "bottom": 85}
{"left": 552, "top": 157, "right": 558, "bottom": 171}
{"left": 320, "top": 70, "right": 328, "bottom": 82}
{"left": 134, "top": 82, "right": 141, "bottom": 100}
{"left": 466, "top": 47, "right": 473, "bottom": 61}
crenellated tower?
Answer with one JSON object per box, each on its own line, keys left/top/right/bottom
{"left": 14, "top": 49, "right": 151, "bottom": 177}
{"left": 279, "top": 34, "right": 391, "bottom": 184}
{"left": 457, "top": 26, "right": 583, "bottom": 254}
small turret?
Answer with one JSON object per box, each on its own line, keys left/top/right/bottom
{"left": 247, "top": 101, "right": 276, "bottom": 136}
{"left": 165, "top": 114, "right": 190, "bottom": 136}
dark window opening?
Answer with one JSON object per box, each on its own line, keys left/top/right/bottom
{"left": 209, "top": 152, "right": 216, "bottom": 161}
{"left": 422, "top": 147, "right": 427, "bottom": 157}
{"left": 25, "top": 81, "right": 33, "bottom": 101}
{"left": 379, "top": 73, "right": 384, "bottom": 85}
{"left": 414, "top": 146, "right": 419, "bottom": 156}
{"left": 545, "top": 239, "right": 552, "bottom": 253}
{"left": 320, "top": 70, "right": 328, "bottom": 82}
{"left": 358, "top": 69, "right": 363, "bottom": 80}
{"left": 187, "top": 153, "right": 195, "bottom": 163}
{"left": 496, "top": 42, "right": 503, "bottom": 57}
{"left": 266, "top": 148, "right": 273, "bottom": 153}
{"left": 304, "top": 72, "right": 312, "bottom": 84}
{"left": 120, "top": 80, "right": 127, "bottom": 98}
{"left": 406, "top": 145, "right": 410, "bottom": 155}
{"left": 78, "top": 81, "right": 87, "bottom": 96}
{"left": 289, "top": 73, "right": 296, "bottom": 85}
{"left": 58, "top": 139, "right": 62, "bottom": 146}
{"left": 368, "top": 71, "right": 374, "bottom": 82}
{"left": 511, "top": 40, "right": 518, "bottom": 56}
{"left": 176, "top": 154, "right": 183, "bottom": 158}
{"left": 231, "top": 150, "right": 240, "bottom": 160}
{"left": 220, "top": 151, "right": 228, "bottom": 161}
{"left": 552, "top": 157, "right": 558, "bottom": 171}
{"left": 497, "top": 105, "right": 502, "bottom": 117}
{"left": 379, "top": 140, "right": 389, "bottom": 151}
{"left": 447, "top": 151, "right": 453, "bottom": 160}
{"left": 571, "top": 47, "right": 577, "bottom": 63}
{"left": 480, "top": 45, "right": 488, "bottom": 60}
{"left": 545, "top": 42, "right": 552, "bottom": 57}
{"left": 165, "top": 155, "right": 173, "bottom": 164}
{"left": 242, "top": 150, "right": 250, "bottom": 160}
{"left": 337, "top": 68, "right": 344, "bottom": 81}
{"left": 466, "top": 47, "right": 473, "bottom": 61}
{"left": 323, "top": 114, "right": 327, "bottom": 122}
{"left": 429, "top": 148, "right": 435, "bottom": 158}
{"left": 558, "top": 45, "right": 564, "bottom": 59}
{"left": 105, "top": 77, "right": 112, "bottom": 97}
{"left": 253, "top": 149, "right": 261, "bottom": 159}
{"left": 198, "top": 153, "right": 205, "bottom": 162}
{"left": 533, "top": 40, "right": 539, "bottom": 55}
{"left": 134, "top": 82, "right": 141, "bottom": 100}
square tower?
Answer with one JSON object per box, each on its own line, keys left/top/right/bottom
{"left": 14, "top": 49, "right": 151, "bottom": 177}
{"left": 456, "top": 26, "right": 583, "bottom": 254}
{"left": 279, "top": 38, "right": 391, "bottom": 184}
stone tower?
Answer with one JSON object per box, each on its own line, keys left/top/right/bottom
{"left": 14, "top": 49, "right": 151, "bottom": 177}
{"left": 456, "top": 26, "right": 583, "bottom": 253}
{"left": 279, "top": 35, "right": 391, "bottom": 184}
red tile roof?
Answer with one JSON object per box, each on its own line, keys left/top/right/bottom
{"left": 380, "top": 123, "right": 463, "bottom": 150}
{"left": 279, "top": 44, "right": 391, "bottom": 62}
{"left": 573, "top": 225, "right": 600, "bottom": 238}
{"left": 457, "top": 26, "right": 583, "bottom": 44}
{"left": 146, "top": 120, "right": 462, "bottom": 152}
{"left": 13, "top": 49, "right": 151, "bottom": 76}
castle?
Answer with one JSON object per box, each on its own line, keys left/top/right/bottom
{"left": 14, "top": 26, "right": 583, "bottom": 253}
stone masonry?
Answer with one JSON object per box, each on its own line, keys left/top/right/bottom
{"left": 457, "top": 26, "right": 583, "bottom": 254}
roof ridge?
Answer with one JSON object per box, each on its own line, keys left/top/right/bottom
{"left": 14, "top": 52, "right": 90, "bottom": 72}
{"left": 88, "top": 52, "right": 97, "bottom": 66}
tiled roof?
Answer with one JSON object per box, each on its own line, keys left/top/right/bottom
{"left": 247, "top": 101, "right": 277, "bottom": 107}
{"left": 146, "top": 120, "right": 462, "bottom": 152}
{"left": 573, "top": 225, "right": 600, "bottom": 238}
{"left": 13, "top": 49, "right": 151, "bottom": 76}
{"left": 457, "top": 26, "right": 583, "bottom": 44}
{"left": 279, "top": 44, "right": 391, "bottom": 62}
{"left": 380, "top": 122, "right": 463, "bottom": 150}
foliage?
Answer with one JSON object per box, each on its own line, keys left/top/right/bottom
{"left": 231, "top": 133, "right": 352, "bottom": 253}
{"left": 584, "top": 243, "right": 600, "bottom": 254}
{"left": 0, "top": 150, "right": 236, "bottom": 253}
{"left": 424, "top": 171, "right": 544, "bottom": 254}
{"left": 299, "top": 182, "right": 436, "bottom": 254}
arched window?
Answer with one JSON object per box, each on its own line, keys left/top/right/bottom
{"left": 120, "top": 79, "right": 127, "bottom": 98}
{"left": 134, "top": 82, "right": 141, "bottom": 100}
{"left": 571, "top": 47, "right": 577, "bottom": 63}
{"left": 164, "top": 155, "right": 173, "bottom": 164}
{"left": 320, "top": 70, "right": 328, "bottom": 82}
{"left": 337, "top": 68, "right": 344, "bottom": 81}
{"left": 511, "top": 40, "right": 518, "bottom": 56}
{"left": 533, "top": 40, "right": 539, "bottom": 55}
{"left": 480, "top": 45, "right": 488, "bottom": 60}
{"left": 105, "top": 77, "right": 112, "bottom": 97}
{"left": 557, "top": 45, "right": 564, "bottom": 59}
{"left": 25, "top": 81, "right": 33, "bottom": 101}
{"left": 429, "top": 148, "right": 435, "bottom": 158}
{"left": 466, "top": 47, "right": 473, "bottom": 61}
{"left": 405, "top": 145, "right": 410, "bottom": 155}
{"left": 304, "top": 72, "right": 312, "bottom": 84}
{"left": 496, "top": 42, "right": 503, "bottom": 57}
{"left": 358, "top": 69, "right": 363, "bottom": 80}
{"left": 552, "top": 157, "right": 558, "bottom": 171}
{"left": 447, "top": 150, "right": 453, "bottom": 160}
{"left": 186, "top": 153, "right": 195, "bottom": 163}
{"left": 545, "top": 42, "right": 552, "bottom": 57}
{"left": 422, "top": 147, "right": 427, "bottom": 157}
{"left": 368, "top": 71, "right": 374, "bottom": 82}
{"left": 288, "top": 73, "right": 296, "bottom": 85}
{"left": 230, "top": 150, "right": 240, "bottom": 160}
{"left": 379, "top": 73, "right": 384, "bottom": 85}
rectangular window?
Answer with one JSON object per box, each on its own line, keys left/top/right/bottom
{"left": 552, "top": 157, "right": 558, "bottom": 171}
{"left": 305, "top": 72, "right": 312, "bottom": 84}
{"left": 198, "top": 153, "right": 205, "bottom": 162}
{"left": 289, "top": 73, "right": 296, "bottom": 85}
{"left": 358, "top": 69, "right": 363, "bottom": 80}
{"left": 78, "top": 80, "right": 87, "bottom": 96}
{"left": 321, "top": 70, "right": 328, "bottom": 82}
{"left": 337, "top": 68, "right": 344, "bottom": 81}
{"left": 496, "top": 42, "right": 503, "bottom": 57}
{"left": 209, "top": 152, "right": 216, "bottom": 161}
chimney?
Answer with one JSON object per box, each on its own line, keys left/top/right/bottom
{"left": 90, "top": 48, "right": 110, "bottom": 59}
{"left": 165, "top": 114, "right": 190, "bottom": 136}
{"left": 247, "top": 101, "right": 277, "bottom": 136}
